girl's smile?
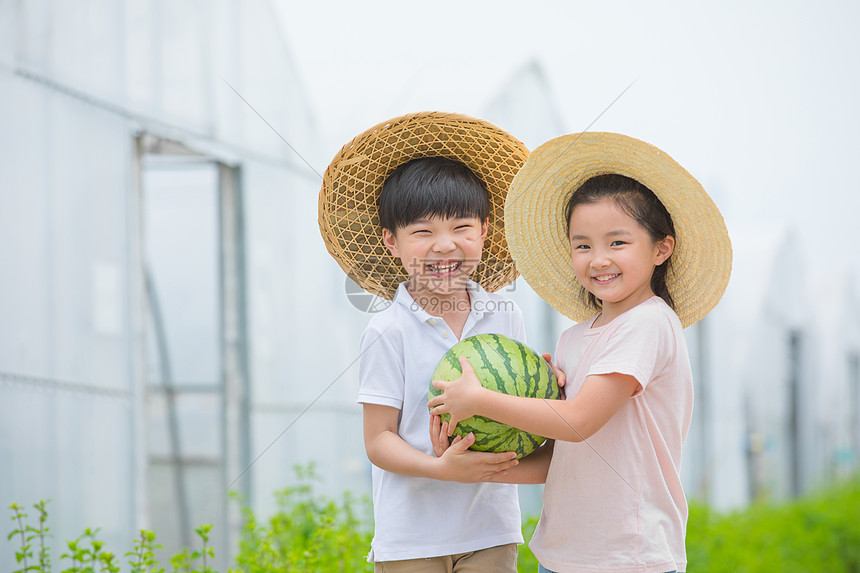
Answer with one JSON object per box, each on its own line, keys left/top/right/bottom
{"left": 592, "top": 273, "right": 619, "bottom": 284}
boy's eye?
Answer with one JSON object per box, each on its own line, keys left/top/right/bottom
{"left": 610, "top": 240, "right": 626, "bottom": 247}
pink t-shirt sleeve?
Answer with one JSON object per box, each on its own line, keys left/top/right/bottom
{"left": 586, "top": 304, "right": 673, "bottom": 393}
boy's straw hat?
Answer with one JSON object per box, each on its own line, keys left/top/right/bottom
{"left": 505, "top": 132, "right": 731, "bottom": 328}
{"left": 319, "top": 111, "right": 529, "bottom": 300}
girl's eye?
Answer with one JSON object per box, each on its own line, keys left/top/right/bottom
{"left": 573, "top": 244, "right": 590, "bottom": 250}
{"left": 611, "top": 240, "right": 626, "bottom": 247}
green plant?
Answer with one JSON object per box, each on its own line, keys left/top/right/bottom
{"left": 33, "top": 500, "right": 51, "bottom": 572}
{"left": 61, "top": 527, "right": 101, "bottom": 572}
{"left": 232, "top": 463, "right": 373, "bottom": 572}
{"left": 8, "top": 500, "right": 53, "bottom": 573}
{"left": 125, "top": 530, "right": 164, "bottom": 573}
{"left": 8, "top": 502, "right": 34, "bottom": 572}
{"left": 191, "top": 525, "right": 215, "bottom": 573}
{"left": 168, "top": 525, "right": 219, "bottom": 573}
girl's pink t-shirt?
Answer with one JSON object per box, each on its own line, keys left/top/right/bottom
{"left": 531, "top": 296, "right": 693, "bottom": 573}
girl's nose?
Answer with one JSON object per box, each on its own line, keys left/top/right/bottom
{"left": 591, "top": 250, "right": 611, "bottom": 268}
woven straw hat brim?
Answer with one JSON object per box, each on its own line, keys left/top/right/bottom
{"left": 319, "top": 111, "right": 529, "bottom": 300}
{"left": 505, "top": 132, "right": 732, "bottom": 328}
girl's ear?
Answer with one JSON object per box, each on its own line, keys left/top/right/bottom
{"left": 382, "top": 228, "right": 400, "bottom": 258}
{"left": 655, "top": 235, "right": 675, "bottom": 265}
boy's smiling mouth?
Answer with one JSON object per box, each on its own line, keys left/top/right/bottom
{"left": 427, "top": 261, "right": 462, "bottom": 275}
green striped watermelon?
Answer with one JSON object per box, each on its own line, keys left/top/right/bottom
{"left": 428, "top": 333, "right": 559, "bottom": 459}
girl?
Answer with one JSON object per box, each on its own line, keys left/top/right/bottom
{"left": 428, "top": 133, "right": 732, "bottom": 573}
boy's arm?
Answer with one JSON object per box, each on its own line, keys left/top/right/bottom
{"left": 363, "top": 403, "right": 519, "bottom": 483}
{"left": 428, "top": 356, "right": 639, "bottom": 443}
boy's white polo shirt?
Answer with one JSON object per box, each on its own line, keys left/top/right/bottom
{"left": 358, "top": 280, "right": 525, "bottom": 562}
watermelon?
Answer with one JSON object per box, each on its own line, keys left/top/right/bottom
{"left": 428, "top": 333, "right": 559, "bottom": 459}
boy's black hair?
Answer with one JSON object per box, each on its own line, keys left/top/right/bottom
{"left": 378, "top": 157, "right": 489, "bottom": 232}
{"left": 565, "top": 173, "right": 676, "bottom": 310}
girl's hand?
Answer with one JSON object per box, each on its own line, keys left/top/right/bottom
{"left": 428, "top": 355, "right": 486, "bottom": 435}
{"left": 542, "top": 353, "right": 567, "bottom": 400}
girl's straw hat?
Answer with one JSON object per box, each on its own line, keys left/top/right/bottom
{"left": 505, "top": 132, "right": 731, "bottom": 328}
{"left": 319, "top": 111, "right": 529, "bottom": 300}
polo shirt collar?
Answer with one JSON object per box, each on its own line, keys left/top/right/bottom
{"left": 392, "top": 279, "right": 491, "bottom": 323}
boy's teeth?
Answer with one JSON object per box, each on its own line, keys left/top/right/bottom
{"left": 429, "top": 262, "right": 459, "bottom": 272}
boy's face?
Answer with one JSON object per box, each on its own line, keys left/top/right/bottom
{"left": 382, "top": 216, "right": 488, "bottom": 300}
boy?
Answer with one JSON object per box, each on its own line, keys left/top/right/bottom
{"left": 318, "top": 112, "right": 530, "bottom": 572}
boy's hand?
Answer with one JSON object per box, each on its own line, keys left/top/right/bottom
{"left": 429, "top": 414, "right": 458, "bottom": 457}
{"left": 542, "top": 353, "right": 567, "bottom": 400}
{"left": 428, "top": 356, "right": 486, "bottom": 434}
{"left": 430, "top": 413, "right": 517, "bottom": 481}
{"left": 437, "top": 431, "right": 518, "bottom": 482}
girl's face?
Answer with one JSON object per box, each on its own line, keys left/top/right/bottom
{"left": 568, "top": 199, "right": 674, "bottom": 322}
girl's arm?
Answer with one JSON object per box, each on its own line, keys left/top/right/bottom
{"left": 427, "top": 356, "right": 639, "bottom": 443}
{"left": 487, "top": 440, "right": 554, "bottom": 484}
{"left": 363, "top": 403, "right": 519, "bottom": 482}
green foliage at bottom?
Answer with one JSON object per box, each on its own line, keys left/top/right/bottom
{"left": 686, "top": 479, "right": 860, "bottom": 572}
{"left": 232, "top": 464, "right": 373, "bottom": 572}
{"left": 7, "top": 472, "right": 859, "bottom": 572}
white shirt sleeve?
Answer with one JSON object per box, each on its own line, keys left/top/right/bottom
{"left": 357, "top": 324, "right": 405, "bottom": 409}
{"left": 511, "top": 300, "right": 527, "bottom": 344}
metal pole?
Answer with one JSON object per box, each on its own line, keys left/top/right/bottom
{"left": 218, "top": 163, "right": 250, "bottom": 565}
{"left": 849, "top": 353, "right": 859, "bottom": 468}
{"left": 788, "top": 330, "right": 802, "bottom": 498}
{"left": 131, "top": 137, "right": 149, "bottom": 536}
{"left": 144, "top": 267, "right": 192, "bottom": 547}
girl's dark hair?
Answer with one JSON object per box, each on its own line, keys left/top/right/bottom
{"left": 378, "top": 157, "right": 489, "bottom": 232}
{"left": 565, "top": 174, "right": 676, "bottom": 310}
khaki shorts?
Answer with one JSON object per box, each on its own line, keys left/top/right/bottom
{"left": 373, "top": 543, "right": 517, "bottom": 573}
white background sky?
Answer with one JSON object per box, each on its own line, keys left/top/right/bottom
{"left": 273, "top": 0, "right": 860, "bottom": 284}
